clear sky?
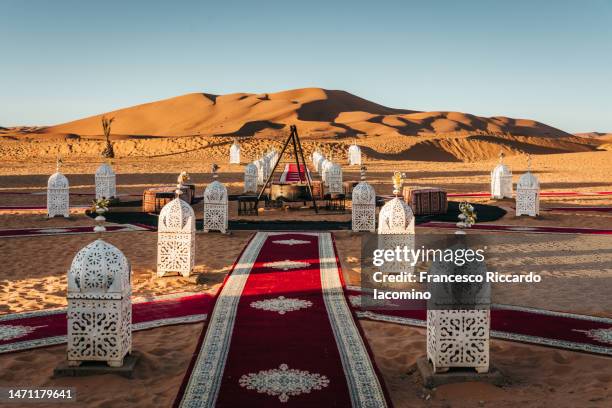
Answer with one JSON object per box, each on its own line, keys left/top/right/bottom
{"left": 1, "top": 0, "right": 611, "bottom": 133}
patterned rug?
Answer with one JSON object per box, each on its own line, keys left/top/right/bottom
{"left": 346, "top": 287, "right": 612, "bottom": 356}
{"left": 0, "top": 224, "right": 150, "bottom": 238}
{"left": 537, "top": 206, "right": 612, "bottom": 213}
{"left": 0, "top": 205, "right": 90, "bottom": 211}
{"left": 0, "top": 191, "right": 141, "bottom": 197}
{"left": 447, "top": 191, "right": 612, "bottom": 198}
{"left": 0, "top": 292, "right": 213, "bottom": 354}
{"left": 419, "top": 221, "right": 612, "bottom": 235}
{"left": 279, "top": 163, "right": 310, "bottom": 183}
{"left": 175, "top": 232, "right": 390, "bottom": 408}
{"left": 2, "top": 285, "right": 611, "bottom": 358}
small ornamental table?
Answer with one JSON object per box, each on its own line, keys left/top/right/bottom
{"left": 403, "top": 186, "right": 448, "bottom": 216}
{"left": 143, "top": 184, "right": 195, "bottom": 213}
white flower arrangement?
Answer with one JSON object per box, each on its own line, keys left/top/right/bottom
{"left": 91, "top": 198, "right": 111, "bottom": 232}
{"left": 456, "top": 201, "right": 477, "bottom": 230}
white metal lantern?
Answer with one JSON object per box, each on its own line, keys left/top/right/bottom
{"left": 312, "top": 151, "right": 323, "bottom": 169}
{"left": 352, "top": 168, "right": 376, "bottom": 232}
{"left": 314, "top": 154, "right": 325, "bottom": 173}
{"left": 244, "top": 163, "right": 258, "bottom": 193}
{"left": 378, "top": 196, "right": 415, "bottom": 235}
{"left": 377, "top": 173, "right": 414, "bottom": 272}
{"left": 427, "top": 308, "right": 490, "bottom": 373}
{"left": 377, "top": 197, "right": 415, "bottom": 273}
{"left": 203, "top": 169, "right": 228, "bottom": 233}
{"left": 516, "top": 171, "right": 540, "bottom": 217}
{"left": 311, "top": 150, "right": 318, "bottom": 164}
{"left": 255, "top": 158, "right": 270, "bottom": 186}
{"left": 157, "top": 197, "right": 196, "bottom": 278}
{"left": 268, "top": 149, "right": 279, "bottom": 168}
{"left": 47, "top": 171, "right": 69, "bottom": 218}
{"left": 348, "top": 143, "right": 361, "bottom": 166}
{"left": 490, "top": 153, "right": 512, "bottom": 199}
{"left": 264, "top": 155, "right": 273, "bottom": 180}
{"left": 327, "top": 163, "right": 343, "bottom": 194}
{"left": 67, "top": 239, "right": 131, "bottom": 367}
{"left": 321, "top": 160, "right": 334, "bottom": 185}
{"left": 230, "top": 141, "right": 241, "bottom": 164}
{"left": 255, "top": 159, "right": 264, "bottom": 185}
{"left": 427, "top": 242, "right": 490, "bottom": 374}
{"left": 95, "top": 163, "right": 116, "bottom": 200}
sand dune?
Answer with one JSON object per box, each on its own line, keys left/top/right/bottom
{"left": 40, "top": 88, "right": 572, "bottom": 139}
{"left": 576, "top": 132, "right": 612, "bottom": 140}
{"left": 0, "top": 88, "right": 606, "bottom": 162}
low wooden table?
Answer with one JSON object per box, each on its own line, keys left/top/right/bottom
{"left": 142, "top": 184, "right": 195, "bottom": 213}
{"left": 403, "top": 186, "right": 448, "bottom": 216}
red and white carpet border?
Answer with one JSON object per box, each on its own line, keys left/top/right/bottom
{"left": 179, "top": 232, "right": 388, "bottom": 407}
{"left": 0, "top": 224, "right": 149, "bottom": 238}
{"left": 0, "top": 292, "right": 206, "bottom": 354}
{"left": 179, "top": 231, "right": 268, "bottom": 407}
{"left": 0, "top": 314, "right": 207, "bottom": 354}
{"left": 318, "top": 233, "right": 387, "bottom": 407}
{"left": 346, "top": 285, "right": 612, "bottom": 324}
{"left": 0, "top": 291, "right": 202, "bottom": 323}
{"left": 355, "top": 310, "right": 612, "bottom": 356}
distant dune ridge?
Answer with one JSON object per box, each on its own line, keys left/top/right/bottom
{"left": 575, "top": 132, "right": 612, "bottom": 140}
{"left": 45, "top": 88, "right": 573, "bottom": 138}
{"left": 0, "top": 88, "right": 607, "bottom": 161}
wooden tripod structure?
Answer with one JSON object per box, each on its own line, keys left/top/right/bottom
{"left": 256, "top": 125, "right": 318, "bottom": 213}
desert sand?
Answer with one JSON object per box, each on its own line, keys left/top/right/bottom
{"left": 1, "top": 89, "right": 611, "bottom": 407}
{"left": 1, "top": 153, "right": 611, "bottom": 407}
{"left": 1, "top": 321, "right": 610, "bottom": 408}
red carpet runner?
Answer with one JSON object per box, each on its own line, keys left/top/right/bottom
{"left": 346, "top": 288, "right": 612, "bottom": 357}
{"left": 380, "top": 191, "right": 612, "bottom": 200}
{"left": 0, "top": 224, "right": 149, "bottom": 238}
{"left": 0, "top": 293, "right": 212, "bottom": 354}
{"left": 279, "top": 163, "right": 309, "bottom": 183}
{"left": 419, "top": 221, "right": 612, "bottom": 235}
{"left": 529, "top": 206, "right": 612, "bottom": 213}
{"left": 3, "top": 287, "right": 611, "bottom": 358}
{"left": 0, "top": 205, "right": 89, "bottom": 212}
{"left": 176, "top": 232, "right": 389, "bottom": 408}
{"left": 447, "top": 191, "right": 612, "bottom": 198}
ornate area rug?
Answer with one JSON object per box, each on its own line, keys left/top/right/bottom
{"left": 0, "top": 205, "right": 90, "bottom": 212}
{"left": 279, "top": 163, "right": 310, "bottom": 183}
{"left": 0, "top": 224, "right": 149, "bottom": 238}
{"left": 175, "top": 232, "right": 390, "bottom": 408}
{"left": 2, "top": 281, "right": 611, "bottom": 360}
{"left": 0, "top": 191, "right": 141, "bottom": 197}
{"left": 537, "top": 206, "right": 612, "bottom": 213}
{"left": 419, "top": 221, "right": 612, "bottom": 235}
{"left": 0, "top": 292, "right": 212, "bottom": 354}
{"left": 446, "top": 191, "right": 612, "bottom": 198}
{"left": 346, "top": 287, "right": 612, "bottom": 356}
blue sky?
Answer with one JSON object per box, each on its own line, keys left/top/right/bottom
{"left": 1, "top": 0, "right": 611, "bottom": 132}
